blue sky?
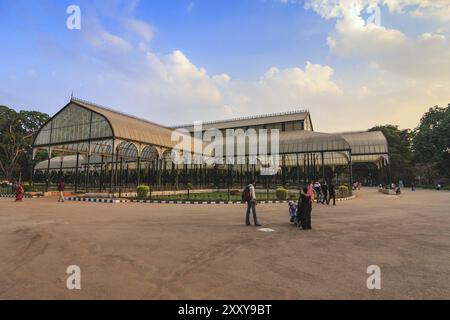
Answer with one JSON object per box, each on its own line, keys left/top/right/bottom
{"left": 0, "top": 0, "right": 449, "bottom": 131}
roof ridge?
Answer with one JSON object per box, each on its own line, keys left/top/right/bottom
{"left": 171, "top": 109, "right": 310, "bottom": 128}
{"left": 71, "top": 97, "right": 171, "bottom": 130}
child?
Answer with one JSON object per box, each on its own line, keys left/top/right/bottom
{"left": 288, "top": 201, "right": 298, "bottom": 224}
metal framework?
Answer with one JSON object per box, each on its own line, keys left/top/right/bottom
{"left": 32, "top": 98, "right": 390, "bottom": 193}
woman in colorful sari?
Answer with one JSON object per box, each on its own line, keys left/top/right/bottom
{"left": 15, "top": 183, "right": 24, "bottom": 202}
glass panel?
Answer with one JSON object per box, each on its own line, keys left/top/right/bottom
{"left": 34, "top": 104, "right": 113, "bottom": 146}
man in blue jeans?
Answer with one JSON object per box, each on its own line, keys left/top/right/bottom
{"left": 244, "top": 180, "right": 261, "bottom": 226}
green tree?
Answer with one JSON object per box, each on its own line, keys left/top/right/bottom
{"left": 412, "top": 105, "right": 450, "bottom": 182}
{"left": 368, "top": 125, "right": 414, "bottom": 183}
{"left": 0, "top": 105, "right": 49, "bottom": 181}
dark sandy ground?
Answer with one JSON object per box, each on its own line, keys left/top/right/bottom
{"left": 0, "top": 188, "right": 449, "bottom": 299}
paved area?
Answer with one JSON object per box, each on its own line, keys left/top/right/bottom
{"left": 0, "top": 188, "right": 449, "bottom": 299}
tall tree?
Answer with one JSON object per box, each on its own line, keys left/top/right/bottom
{"left": 412, "top": 105, "right": 450, "bottom": 181}
{"left": 368, "top": 125, "right": 414, "bottom": 183}
{"left": 0, "top": 105, "right": 49, "bottom": 181}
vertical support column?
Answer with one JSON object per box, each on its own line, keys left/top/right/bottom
{"left": 100, "top": 154, "right": 104, "bottom": 192}
{"left": 137, "top": 156, "right": 141, "bottom": 186}
{"left": 321, "top": 151, "right": 325, "bottom": 182}
{"left": 75, "top": 152, "right": 80, "bottom": 193}
{"left": 227, "top": 164, "right": 231, "bottom": 201}
{"left": 296, "top": 153, "right": 300, "bottom": 189}
{"left": 59, "top": 154, "right": 64, "bottom": 182}
{"left": 85, "top": 150, "right": 91, "bottom": 193}
{"left": 45, "top": 147, "right": 52, "bottom": 192}
{"left": 349, "top": 150, "right": 353, "bottom": 190}
{"left": 109, "top": 146, "right": 115, "bottom": 193}
{"left": 119, "top": 157, "right": 123, "bottom": 197}
{"left": 114, "top": 152, "right": 119, "bottom": 193}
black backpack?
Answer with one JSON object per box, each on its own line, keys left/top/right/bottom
{"left": 242, "top": 186, "right": 251, "bottom": 201}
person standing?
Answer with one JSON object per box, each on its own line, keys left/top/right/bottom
{"left": 313, "top": 181, "right": 322, "bottom": 204}
{"left": 244, "top": 179, "right": 261, "bottom": 226}
{"left": 58, "top": 180, "right": 65, "bottom": 202}
{"left": 328, "top": 183, "right": 336, "bottom": 206}
{"left": 297, "top": 186, "right": 312, "bottom": 230}
{"left": 411, "top": 182, "right": 415, "bottom": 191}
{"left": 321, "top": 181, "right": 328, "bottom": 205}
{"left": 15, "top": 183, "right": 24, "bottom": 202}
{"left": 307, "top": 181, "right": 315, "bottom": 204}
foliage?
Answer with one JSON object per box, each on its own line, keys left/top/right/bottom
{"left": 275, "top": 186, "right": 288, "bottom": 200}
{"left": 0, "top": 105, "right": 49, "bottom": 181}
{"left": 230, "top": 189, "right": 240, "bottom": 196}
{"left": 368, "top": 124, "right": 414, "bottom": 183}
{"left": 136, "top": 185, "right": 150, "bottom": 198}
{"left": 337, "top": 185, "right": 351, "bottom": 198}
{"left": 412, "top": 105, "right": 450, "bottom": 181}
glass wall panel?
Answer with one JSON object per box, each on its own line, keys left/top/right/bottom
{"left": 34, "top": 104, "right": 113, "bottom": 146}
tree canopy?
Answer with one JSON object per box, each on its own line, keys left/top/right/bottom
{"left": 0, "top": 105, "right": 49, "bottom": 181}
{"left": 368, "top": 124, "right": 414, "bottom": 183}
{"left": 412, "top": 105, "right": 450, "bottom": 181}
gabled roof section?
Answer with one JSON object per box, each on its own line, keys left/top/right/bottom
{"left": 279, "top": 130, "right": 350, "bottom": 154}
{"left": 173, "top": 109, "right": 311, "bottom": 131}
{"left": 71, "top": 97, "right": 177, "bottom": 148}
{"left": 339, "top": 131, "right": 389, "bottom": 155}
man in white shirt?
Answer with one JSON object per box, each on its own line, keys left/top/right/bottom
{"left": 245, "top": 179, "right": 261, "bottom": 226}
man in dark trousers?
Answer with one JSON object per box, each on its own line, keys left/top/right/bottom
{"left": 243, "top": 179, "right": 261, "bottom": 226}
{"left": 328, "top": 182, "right": 336, "bottom": 205}
{"left": 297, "top": 186, "right": 312, "bottom": 230}
{"left": 321, "top": 181, "right": 329, "bottom": 204}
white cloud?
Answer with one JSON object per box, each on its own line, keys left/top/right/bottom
{"left": 187, "top": 2, "right": 195, "bottom": 14}
{"left": 259, "top": 62, "right": 343, "bottom": 95}
{"left": 305, "top": 0, "right": 450, "bottom": 80}
{"left": 125, "top": 19, "right": 155, "bottom": 43}
{"left": 85, "top": 26, "right": 132, "bottom": 53}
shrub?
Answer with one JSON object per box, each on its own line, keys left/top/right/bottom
{"left": 136, "top": 185, "right": 150, "bottom": 198}
{"left": 288, "top": 193, "right": 298, "bottom": 200}
{"left": 230, "top": 189, "right": 240, "bottom": 196}
{"left": 337, "top": 185, "right": 350, "bottom": 198}
{"left": 275, "top": 186, "right": 288, "bottom": 200}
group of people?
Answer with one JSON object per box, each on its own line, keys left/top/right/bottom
{"left": 242, "top": 179, "right": 339, "bottom": 231}
{"left": 312, "top": 180, "right": 337, "bottom": 206}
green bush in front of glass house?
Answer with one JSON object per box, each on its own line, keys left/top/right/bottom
{"left": 136, "top": 185, "right": 150, "bottom": 199}
{"left": 275, "top": 186, "right": 288, "bottom": 200}
{"left": 337, "top": 185, "right": 350, "bottom": 198}
{"left": 230, "top": 189, "right": 241, "bottom": 196}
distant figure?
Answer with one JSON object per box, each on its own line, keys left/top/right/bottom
{"left": 243, "top": 179, "right": 261, "bottom": 226}
{"left": 297, "top": 187, "right": 312, "bottom": 230}
{"left": 436, "top": 184, "right": 441, "bottom": 191}
{"left": 321, "top": 182, "right": 328, "bottom": 205}
{"left": 58, "top": 181, "right": 65, "bottom": 202}
{"left": 15, "top": 183, "right": 24, "bottom": 202}
{"left": 288, "top": 200, "right": 298, "bottom": 224}
{"left": 328, "top": 183, "right": 336, "bottom": 206}
{"left": 307, "top": 181, "right": 315, "bottom": 204}
{"left": 313, "top": 181, "right": 322, "bottom": 203}
{"left": 411, "top": 182, "right": 415, "bottom": 191}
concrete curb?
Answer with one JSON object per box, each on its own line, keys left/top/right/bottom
{"left": 0, "top": 194, "right": 34, "bottom": 199}
{"left": 64, "top": 195, "right": 356, "bottom": 204}
{"left": 65, "top": 197, "right": 129, "bottom": 203}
